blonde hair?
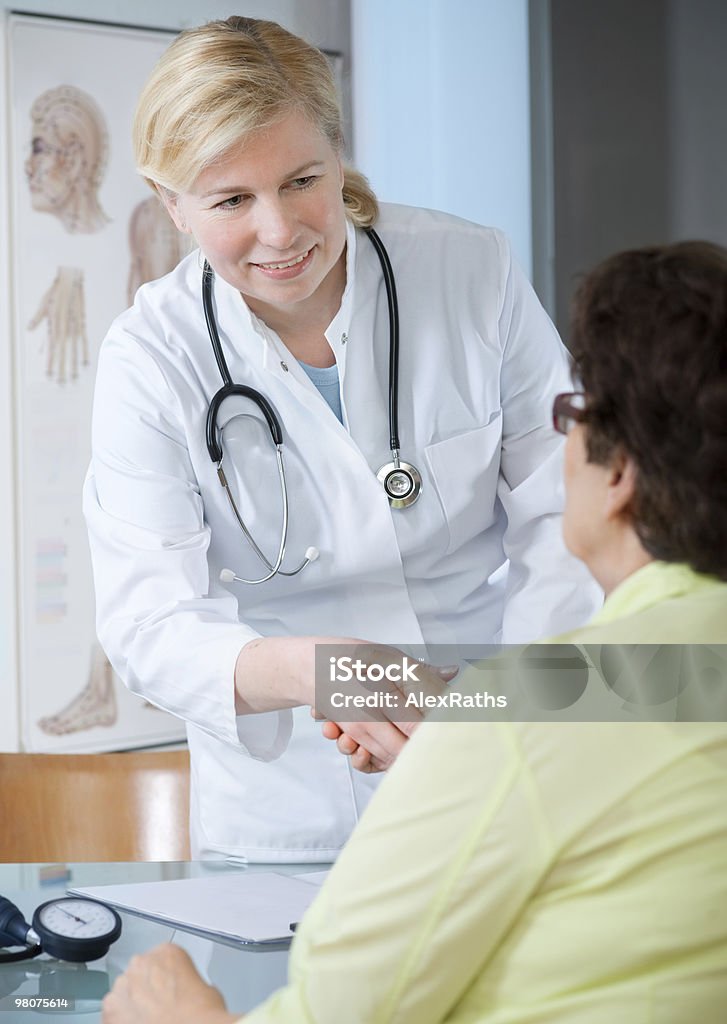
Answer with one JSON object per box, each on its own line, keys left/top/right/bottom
{"left": 133, "top": 16, "right": 378, "bottom": 227}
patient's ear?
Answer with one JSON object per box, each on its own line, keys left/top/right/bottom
{"left": 604, "top": 450, "right": 637, "bottom": 520}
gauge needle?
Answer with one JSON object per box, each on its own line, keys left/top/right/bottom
{"left": 57, "top": 906, "right": 88, "bottom": 925}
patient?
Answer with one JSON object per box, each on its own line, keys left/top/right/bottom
{"left": 102, "top": 242, "right": 727, "bottom": 1023}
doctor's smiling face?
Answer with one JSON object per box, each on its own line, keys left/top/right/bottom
{"left": 162, "top": 108, "right": 348, "bottom": 332}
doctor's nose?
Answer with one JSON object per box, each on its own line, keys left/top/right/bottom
{"left": 253, "top": 200, "right": 300, "bottom": 251}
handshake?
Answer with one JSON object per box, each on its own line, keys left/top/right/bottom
{"left": 311, "top": 643, "right": 459, "bottom": 773}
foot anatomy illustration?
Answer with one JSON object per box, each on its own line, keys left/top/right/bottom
{"left": 38, "top": 643, "right": 118, "bottom": 735}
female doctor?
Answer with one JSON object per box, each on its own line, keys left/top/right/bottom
{"left": 84, "top": 15, "right": 598, "bottom": 861}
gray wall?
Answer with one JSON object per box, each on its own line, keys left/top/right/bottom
{"left": 548, "top": 0, "right": 727, "bottom": 336}
{"left": 550, "top": 0, "right": 670, "bottom": 333}
{"left": 669, "top": 0, "right": 727, "bottom": 243}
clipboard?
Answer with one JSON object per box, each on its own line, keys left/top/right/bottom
{"left": 69, "top": 871, "right": 325, "bottom": 948}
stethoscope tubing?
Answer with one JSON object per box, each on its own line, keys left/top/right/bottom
{"left": 204, "top": 225, "right": 420, "bottom": 584}
{"left": 203, "top": 227, "right": 397, "bottom": 458}
{"left": 207, "top": 382, "right": 283, "bottom": 462}
{"left": 361, "top": 227, "right": 401, "bottom": 455}
{"left": 203, "top": 261, "right": 232, "bottom": 387}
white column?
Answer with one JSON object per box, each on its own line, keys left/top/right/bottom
{"left": 351, "top": 0, "right": 532, "bottom": 275}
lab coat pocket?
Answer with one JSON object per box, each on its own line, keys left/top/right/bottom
{"left": 424, "top": 412, "right": 503, "bottom": 555}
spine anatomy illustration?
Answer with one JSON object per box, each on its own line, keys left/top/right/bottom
{"left": 128, "top": 195, "right": 194, "bottom": 304}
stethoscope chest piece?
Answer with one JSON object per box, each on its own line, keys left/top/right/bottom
{"left": 377, "top": 458, "right": 422, "bottom": 509}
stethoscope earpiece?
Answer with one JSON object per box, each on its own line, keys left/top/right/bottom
{"left": 219, "top": 547, "right": 319, "bottom": 586}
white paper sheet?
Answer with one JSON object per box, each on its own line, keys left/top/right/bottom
{"left": 69, "top": 871, "right": 323, "bottom": 945}
{"left": 292, "top": 870, "right": 330, "bottom": 887}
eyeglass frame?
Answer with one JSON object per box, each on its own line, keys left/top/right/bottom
{"left": 552, "top": 392, "right": 587, "bottom": 435}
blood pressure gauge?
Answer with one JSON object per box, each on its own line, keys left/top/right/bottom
{"left": 31, "top": 899, "right": 121, "bottom": 963}
{"left": 0, "top": 894, "right": 121, "bottom": 964}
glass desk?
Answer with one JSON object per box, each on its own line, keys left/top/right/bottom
{"left": 0, "top": 861, "right": 324, "bottom": 1021}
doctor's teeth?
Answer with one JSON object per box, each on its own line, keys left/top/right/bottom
{"left": 260, "top": 251, "right": 309, "bottom": 270}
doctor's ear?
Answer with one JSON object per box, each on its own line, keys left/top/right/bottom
{"left": 604, "top": 449, "right": 638, "bottom": 521}
{"left": 156, "top": 185, "right": 190, "bottom": 234}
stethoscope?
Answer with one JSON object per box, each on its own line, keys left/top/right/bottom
{"left": 205, "top": 227, "right": 422, "bottom": 586}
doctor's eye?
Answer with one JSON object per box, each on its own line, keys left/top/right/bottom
{"left": 288, "top": 176, "right": 317, "bottom": 191}
{"left": 217, "top": 194, "right": 247, "bottom": 210}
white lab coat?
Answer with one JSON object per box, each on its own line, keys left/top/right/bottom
{"left": 84, "top": 204, "right": 600, "bottom": 861}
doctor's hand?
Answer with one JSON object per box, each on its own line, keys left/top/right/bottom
{"left": 235, "top": 635, "right": 455, "bottom": 771}
{"left": 102, "top": 943, "right": 238, "bottom": 1024}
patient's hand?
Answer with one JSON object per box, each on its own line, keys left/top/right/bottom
{"left": 322, "top": 719, "right": 391, "bottom": 773}
{"left": 312, "top": 660, "right": 458, "bottom": 773}
{"left": 102, "top": 944, "right": 237, "bottom": 1024}
{"left": 309, "top": 708, "right": 396, "bottom": 772}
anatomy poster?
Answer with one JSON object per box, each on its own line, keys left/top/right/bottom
{"left": 8, "top": 14, "right": 188, "bottom": 751}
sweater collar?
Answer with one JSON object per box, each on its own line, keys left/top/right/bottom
{"left": 590, "top": 561, "right": 724, "bottom": 625}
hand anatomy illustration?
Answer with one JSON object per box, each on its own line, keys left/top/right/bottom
{"left": 28, "top": 267, "right": 88, "bottom": 384}
{"left": 127, "top": 195, "right": 193, "bottom": 304}
{"left": 25, "top": 84, "right": 110, "bottom": 234}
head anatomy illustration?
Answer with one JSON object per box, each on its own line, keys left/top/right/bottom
{"left": 26, "top": 84, "right": 110, "bottom": 234}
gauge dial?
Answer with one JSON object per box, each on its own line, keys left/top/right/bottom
{"left": 32, "top": 898, "right": 121, "bottom": 963}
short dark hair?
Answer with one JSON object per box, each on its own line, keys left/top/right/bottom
{"left": 569, "top": 241, "right": 727, "bottom": 580}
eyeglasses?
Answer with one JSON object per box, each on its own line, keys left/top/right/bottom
{"left": 552, "top": 392, "right": 587, "bottom": 435}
